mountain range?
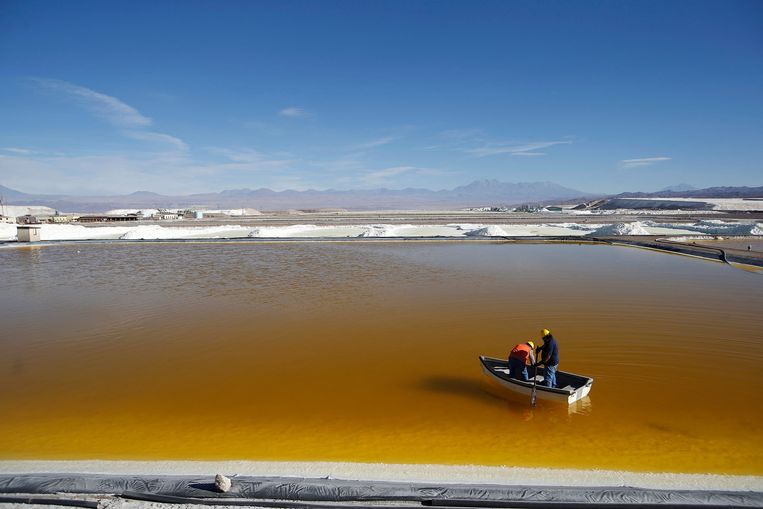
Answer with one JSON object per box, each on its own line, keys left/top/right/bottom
{"left": 618, "top": 185, "right": 763, "bottom": 199}
{"left": 2, "top": 181, "right": 761, "bottom": 213}
{"left": 0, "top": 180, "right": 592, "bottom": 213}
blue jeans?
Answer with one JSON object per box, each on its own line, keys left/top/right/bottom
{"left": 508, "top": 356, "right": 529, "bottom": 381}
{"left": 542, "top": 364, "right": 557, "bottom": 387}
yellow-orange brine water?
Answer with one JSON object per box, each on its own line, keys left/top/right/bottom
{"left": 1, "top": 242, "right": 761, "bottom": 474}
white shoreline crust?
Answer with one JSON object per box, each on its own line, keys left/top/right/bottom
{"left": 2, "top": 219, "right": 762, "bottom": 241}
{"left": 1, "top": 461, "right": 761, "bottom": 492}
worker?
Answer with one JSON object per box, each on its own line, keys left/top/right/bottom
{"left": 508, "top": 341, "right": 536, "bottom": 382}
{"left": 535, "top": 328, "right": 559, "bottom": 388}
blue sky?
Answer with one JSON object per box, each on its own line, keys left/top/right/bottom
{"left": 0, "top": 0, "right": 761, "bottom": 195}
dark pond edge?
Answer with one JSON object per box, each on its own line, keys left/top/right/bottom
{"left": 1, "top": 474, "right": 761, "bottom": 508}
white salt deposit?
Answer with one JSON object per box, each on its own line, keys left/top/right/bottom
{"left": 1, "top": 205, "right": 57, "bottom": 217}
{"left": 546, "top": 223, "right": 599, "bottom": 232}
{"left": 465, "top": 225, "right": 509, "bottom": 237}
{"left": 0, "top": 223, "right": 18, "bottom": 241}
{"left": 389, "top": 225, "right": 466, "bottom": 237}
{"left": 500, "top": 225, "right": 560, "bottom": 236}
{"left": 2, "top": 220, "right": 760, "bottom": 242}
{"left": 119, "top": 225, "right": 252, "bottom": 240}
{"left": 569, "top": 208, "right": 721, "bottom": 216}
{"left": 359, "top": 225, "right": 397, "bottom": 237}
{"left": 448, "top": 223, "right": 482, "bottom": 231}
{"left": 630, "top": 197, "right": 763, "bottom": 211}
{"left": 358, "top": 224, "right": 464, "bottom": 237}
{"left": 644, "top": 220, "right": 763, "bottom": 236}
{"left": 588, "top": 222, "right": 652, "bottom": 236}
{"left": 249, "top": 225, "right": 328, "bottom": 237}
{"left": 40, "top": 224, "right": 135, "bottom": 240}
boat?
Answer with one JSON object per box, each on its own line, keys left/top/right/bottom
{"left": 479, "top": 355, "right": 593, "bottom": 404}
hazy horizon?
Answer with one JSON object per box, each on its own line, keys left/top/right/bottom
{"left": 7, "top": 178, "right": 758, "bottom": 200}
{"left": 3, "top": 178, "right": 591, "bottom": 197}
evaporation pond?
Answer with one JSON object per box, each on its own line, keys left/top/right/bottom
{"left": 1, "top": 242, "right": 761, "bottom": 474}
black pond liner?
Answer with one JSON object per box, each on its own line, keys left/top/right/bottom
{"left": 1, "top": 474, "right": 761, "bottom": 508}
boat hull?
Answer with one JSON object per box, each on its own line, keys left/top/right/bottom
{"left": 479, "top": 356, "right": 593, "bottom": 405}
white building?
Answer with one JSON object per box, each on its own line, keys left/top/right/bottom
{"left": 152, "top": 210, "right": 180, "bottom": 220}
{"left": 17, "top": 224, "right": 42, "bottom": 242}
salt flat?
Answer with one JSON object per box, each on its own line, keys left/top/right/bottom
{"left": 1, "top": 219, "right": 761, "bottom": 241}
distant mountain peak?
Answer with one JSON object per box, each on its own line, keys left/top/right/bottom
{"left": 659, "top": 183, "right": 696, "bottom": 193}
{"left": 451, "top": 180, "right": 590, "bottom": 202}
{"left": 0, "top": 184, "right": 33, "bottom": 199}
{"left": 128, "top": 191, "right": 161, "bottom": 197}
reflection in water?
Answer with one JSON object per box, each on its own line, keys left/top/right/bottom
{"left": 472, "top": 376, "right": 592, "bottom": 419}
{"left": 0, "top": 242, "right": 762, "bottom": 474}
{"left": 568, "top": 397, "right": 592, "bottom": 416}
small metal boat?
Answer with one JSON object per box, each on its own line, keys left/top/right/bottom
{"left": 479, "top": 355, "right": 593, "bottom": 404}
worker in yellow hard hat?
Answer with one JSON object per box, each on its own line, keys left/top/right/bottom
{"left": 508, "top": 340, "right": 536, "bottom": 381}
{"left": 535, "top": 328, "right": 559, "bottom": 388}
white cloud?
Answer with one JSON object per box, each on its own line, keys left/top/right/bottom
{"left": 464, "top": 140, "right": 572, "bottom": 158}
{"left": 366, "top": 166, "right": 417, "bottom": 180}
{"left": 32, "top": 78, "right": 190, "bottom": 153}
{"left": 124, "top": 131, "right": 188, "bottom": 151}
{"left": 2, "top": 147, "right": 33, "bottom": 155}
{"left": 359, "top": 165, "right": 449, "bottom": 186}
{"left": 349, "top": 136, "right": 396, "bottom": 151}
{"left": 35, "top": 78, "right": 152, "bottom": 128}
{"left": 312, "top": 156, "right": 366, "bottom": 173}
{"left": 427, "top": 130, "right": 574, "bottom": 157}
{"left": 279, "top": 106, "right": 309, "bottom": 118}
{"left": 0, "top": 152, "right": 175, "bottom": 195}
{"left": 620, "top": 156, "right": 672, "bottom": 169}
{"left": 205, "top": 147, "right": 294, "bottom": 167}
{"left": 239, "top": 119, "right": 285, "bottom": 135}
{"left": 0, "top": 147, "right": 300, "bottom": 195}
{"left": 440, "top": 128, "right": 485, "bottom": 140}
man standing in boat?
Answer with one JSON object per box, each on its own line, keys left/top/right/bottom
{"left": 536, "top": 329, "right": 559, "bottom": 388}
{"left": 508, "top": 341, "right": 536, "bottom": 381}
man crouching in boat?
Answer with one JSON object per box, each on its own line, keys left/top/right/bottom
{"left": 508, "top": 341, "right": 536, "bottom": 381}
{"left": 535, "top": 328, "right": 559, "bottom": 388}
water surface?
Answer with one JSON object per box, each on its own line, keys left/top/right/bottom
{"left": 1, "top": 242, "right": 761, "bottom": 474}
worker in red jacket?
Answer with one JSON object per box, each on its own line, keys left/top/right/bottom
{"left": 508, "top": 341, "right": 536, "bottom": 381}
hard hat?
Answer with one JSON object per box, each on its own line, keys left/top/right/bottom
{"left": 541, "top": 328, "right": 551, "bottom": 337}
{"left": 527, "top": 341, "right": 535, "bottom": 349}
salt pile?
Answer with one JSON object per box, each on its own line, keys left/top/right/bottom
{"left": 545, "top": 223, "right": 599, "bottom": 232}
{"left": 465, "top": 225, "right": 509, "bottom": 237}
{"left": 587, "top": 222, "right": 651, "bottom": 236}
